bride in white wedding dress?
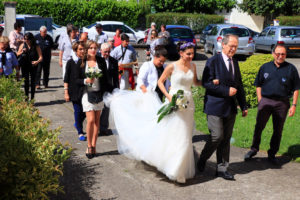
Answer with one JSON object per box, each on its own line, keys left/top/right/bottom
{"left": 104, "top": 42, "right": 201, "bottom": 183}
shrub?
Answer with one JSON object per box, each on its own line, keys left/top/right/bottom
{"left": 0, "top": 0, "right": 146, "bottom": 28}
{"left": 239, "top": 54, "right": 274, "bottom": 108}
{"left": 146, "top": 13, "right": 224, "bottom": 34}
{"left": 0, "top": 77, "right": 71, "bottom": 199}
{"left": 0, "top": 74, "right": 24, "bottom": 103}
{"left": 278, "top": 16, "right": 300, "bottom": 26}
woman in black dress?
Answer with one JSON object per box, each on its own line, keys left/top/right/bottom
{"left": 17, "top": 32, "right": 42, "bottom": 100}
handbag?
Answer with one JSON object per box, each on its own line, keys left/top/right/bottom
{"left": 17, "top": 53, "right": 28, "bottom": 67}
{"left": 87, "top": 90, "right": 102, "bottom": 104}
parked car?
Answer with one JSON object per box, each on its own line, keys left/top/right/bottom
{"left": 200, "top": 24, "right": 216, "bottom": 44}
{"left": 1, "top": 14, "right": 53, "bottom": 36}
{"left": 165, "top": 25, "right": 197, "bottom": 60}
{"left": 52, "top": 23, "right": 66, "bottom": 44}
{"left": 204, "top": 24, "right": 255, "bottom": 56}
{"left": 82, "top": 21, "right": 145, "bottom": 44}
{"left": 247, "top": 27, "right": 259, "bottom": 38}
{"left": 254, "top": 26, "right": 300, "bottom": 53}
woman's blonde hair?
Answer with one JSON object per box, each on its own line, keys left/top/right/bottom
{"left": 0, "top": 36, "right": 10, "bottom": 45}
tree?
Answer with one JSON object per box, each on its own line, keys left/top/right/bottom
{"left": 239, "top": 0, "right": 300, "bottom": 24}
{"left": 151, "top": 0, "right": 237, "bottom": 14}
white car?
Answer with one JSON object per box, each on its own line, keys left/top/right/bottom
{"left": 82, "top": 21, "right": 145, "bottom": 44}
{"left": 52, "top": 23, "right": 66, "bottom": 43}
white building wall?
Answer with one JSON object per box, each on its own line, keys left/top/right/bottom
{"left": 217, "top": 0, "right": 264, "bottom": 32}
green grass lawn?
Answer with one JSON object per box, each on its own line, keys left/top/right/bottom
{"left": 192, "top": 86, "right": 300, "bottom": 162}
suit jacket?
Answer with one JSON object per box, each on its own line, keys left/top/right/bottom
{"left": 64, "top": 58, "right": 85, "bottom": 102}
{"left": 103, "top": 55, "right": 119, "bottom": 92}
{"left": 202, "top": 53, "right": 247, "bottom": 117}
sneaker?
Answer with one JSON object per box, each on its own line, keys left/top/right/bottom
{"left": 244, "top": 149, "right": 257, "bottom": 161}
{"left": 78, "top": 134, "right": 87, "bottom": 141}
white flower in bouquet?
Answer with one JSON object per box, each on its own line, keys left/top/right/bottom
{"left": 176, "top": 95, "right": 189, "bottom": 111}
{"left": 85, "top": 67, "right": 103, "bottom": 86}
{"left": 157, "top": 90, "right": 189, "bottom": 123}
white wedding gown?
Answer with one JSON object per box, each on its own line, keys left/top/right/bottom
{"left": 104, "top": 63, "right": 195, "bottom": 183}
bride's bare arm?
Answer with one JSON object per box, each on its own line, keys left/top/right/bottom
{"left": 158, "top": 64, "right": 174, "bottom": 102}
{"left": 192, "top": 63, "right": 202, "bottom": 86}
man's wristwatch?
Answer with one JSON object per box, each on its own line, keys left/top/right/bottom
{"left": 292, "top": 104, "right": 297, "bottom": 107}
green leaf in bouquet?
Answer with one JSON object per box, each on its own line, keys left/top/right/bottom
{"left": 157, "top": 104, "right": 169, "bottom": 115}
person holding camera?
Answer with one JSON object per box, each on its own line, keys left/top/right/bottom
{"left": 17, "top": 32, "right": 43, "bottom": 100}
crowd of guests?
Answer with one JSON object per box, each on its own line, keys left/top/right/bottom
{"left": 0, "top": 21, "right": 299, "bottom": 183}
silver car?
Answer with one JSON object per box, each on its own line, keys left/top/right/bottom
{"left": 254, "top": 26, "right": 300, "bottom": 53}
{"left": 204, "top": 24, "right": 255, "bottom": 56}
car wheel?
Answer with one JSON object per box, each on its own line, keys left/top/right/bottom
{"left": 138, "top": 39, "right": 145, "bottom": 44}
{"left": 204, "top": 43, "right": 209, "bottom": 54}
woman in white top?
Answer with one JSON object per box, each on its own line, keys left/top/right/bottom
{"left": 82, "top": 40, "right": 107, "bottom": 159}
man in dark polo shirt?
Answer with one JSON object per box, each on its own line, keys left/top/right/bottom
{"left": 35, "top": 26, "right": 54, "bottom": 88}
{"left": 244, "top": 44, "right": 300, "bottom": 164}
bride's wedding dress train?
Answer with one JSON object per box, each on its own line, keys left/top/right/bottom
{"left": 104, "top": 63, "right": 195, "bottom": 183}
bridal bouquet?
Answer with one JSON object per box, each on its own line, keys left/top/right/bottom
{"left": 157, "top": 89, "right": 189, "bottom": 123}
{"left": 85, "top": 67, "right": 103, "bottom": 86}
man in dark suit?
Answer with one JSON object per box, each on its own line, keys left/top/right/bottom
{"left": 99, "top": 42, "right": 119, "bottom": 135}
{"left": 197, "top": 34, "right": 248, "bottom": 180}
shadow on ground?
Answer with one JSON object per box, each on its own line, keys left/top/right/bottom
{"left": 50, "top": 153, "right": 98, "bottom": 200}
{"left": 35, "top": 100, "right": 66, "bottom": 107}
{"left": 230, "top": 155, "right": 291, "bottom": 175}
{"left": 283, "top": 144, "right": 300, "bottom": 160}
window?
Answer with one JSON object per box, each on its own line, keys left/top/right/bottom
{"left": 259, "top": 28, "right": 269, "bottom": 37}
{"left": 220, "top": 28, "right": 249, "bottom": 37}
{"left": 267, "top": 28, "right": 276, "bottom": 37}
{"left": 123, "top": 25, "right": 133, "bottom": 34}
{"left": 111, "top": 25, "right": 124, "bottom": 33}
{"left": 168, "top": 28, "right": 193, "bottom": 39}
{"left": 102, "top": 25, "right": 112, "bottom": 32}
{"left": 281, "top": 28, "right": 300, "bottom": 37}
{"left": 210, "top": 26, "right": 218, "bottom": 35}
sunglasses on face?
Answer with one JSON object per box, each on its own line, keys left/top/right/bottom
{"left": 274, "top": 53, "right": 286, "bottom": 57}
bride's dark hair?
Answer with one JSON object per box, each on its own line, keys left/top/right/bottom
{"left": 154, "top": 45, "right": 168, "bottom": 58}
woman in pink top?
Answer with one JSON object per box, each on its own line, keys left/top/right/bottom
{"left": 113, "top": 29, "right": 122, "bottom": 47}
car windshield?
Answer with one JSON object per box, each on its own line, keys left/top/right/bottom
{"left": 168, "top": 28, "right": 193, "bottom": 39}
{"left": 204, "top": 25, "right": 214, "bottom": 31}
{"left": 220, "top": 28, "right": 249, "bottom": 37}
{"left": 280, "top": 29, "right": 300, "bottom": 37}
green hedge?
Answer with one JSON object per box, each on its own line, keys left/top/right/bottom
{"left": 278, "top": 16, "right": 300, "bottom": 26}
{"left": 0, "top": 76, "right": 71, "bottom": 199}
{"left": 240, "top": 54, "right": 274, "bottom": 108}
{"left": 0, "top": 0, "right": 149, "bottom": 28}
{"left": 146, "top": 13, "right": 224, "bottom": 34}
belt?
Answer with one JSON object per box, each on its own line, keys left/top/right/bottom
{"left": 263, "top": 96, "right": 289, "bottom": 101}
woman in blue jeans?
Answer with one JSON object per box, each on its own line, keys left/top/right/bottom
{"left": 64, "top": 41, "right": 86, "bottom": 141}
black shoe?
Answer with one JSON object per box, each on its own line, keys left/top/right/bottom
{"left": 244, "top": 149, "right": 257, "bottom": 161}
{"left": 86, "top": 147, "right": 94, "bottom": 159}
{"left": 267, "top": 156, "right": 279, "bottom": 165}
{"left": 197, "top": 159, "right": 206, "bottom": 172}
{"left": 216, "top": 171, "right": 235, "bottom": 180}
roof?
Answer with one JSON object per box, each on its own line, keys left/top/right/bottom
{"left": 166, "top": 25, "right": 191, "bottom": 29}
{"left": 214, "top": 24, "right": 249, "bottom": 29}
{"left": 95, "top": 21, "right": 124, "bottom": 25}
